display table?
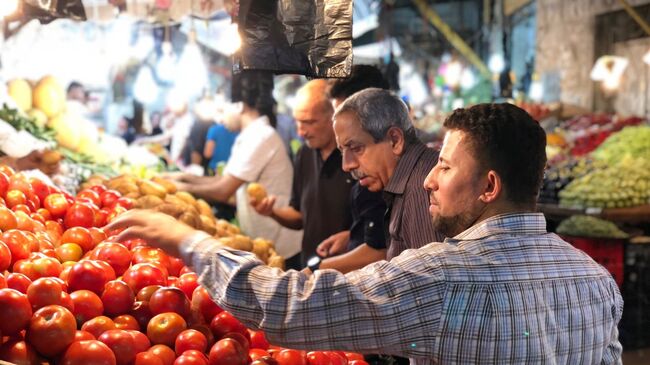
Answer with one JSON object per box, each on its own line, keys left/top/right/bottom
{"left": 538, "top": 203, "right": 650, "bottom": 224}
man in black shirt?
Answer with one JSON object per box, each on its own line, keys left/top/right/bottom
{"left": 252, "top": 80, "right": 353, "bottom": 266}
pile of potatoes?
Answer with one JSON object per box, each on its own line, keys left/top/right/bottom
{"left": 82, "top": 174, "right": 284, "bottom": 268}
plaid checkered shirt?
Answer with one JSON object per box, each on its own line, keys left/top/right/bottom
{"left": 181, "top": 212, "right": 623, "bottom": 364}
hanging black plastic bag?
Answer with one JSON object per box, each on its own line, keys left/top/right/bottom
{"left": 232, "top": 0, "right": 353, "bottom": 78}
{"left": 22, "top": 0, "right": 87, "bottom": 24}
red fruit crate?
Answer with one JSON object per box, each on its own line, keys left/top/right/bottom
{"left": 561, "top": 235, "right": 625, "bottom": 288}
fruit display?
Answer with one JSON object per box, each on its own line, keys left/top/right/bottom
{"left": 0, "top": 165, "right": 368, "bottom": 365}
{"left": 538, "top": 157, "right": 605, "bottom": 204}
{"left": 590, "top": 125, "right": 650, "bottom": 165}
{"left": 556, "top": 215, "right": 629, "bottom": 239}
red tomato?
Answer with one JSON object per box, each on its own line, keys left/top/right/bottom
{"left": 348, "top": 361, "right": 369, "bottom": 365}
{"left": 70, "top": 289, "right": 104, "bottom": 325}
{"left": 250, "top": 348, "right": 271, "bottom": 361}
{"left": 166, "top": 256, "right": 184, "bottom": 277}
{"left": 44, "top": 193, "right": 70, "bottom": 218}
{"left": 113, "top": 314, "right": 140, "bottom": 331}
{"left": 6, "top": 189, "right": 27, "bottom": 208}
{"left": 0, "top": 206, "right": 18, "bottom": 231}
{"left": 26, "top": 304, "right": 77, "bottom": 357}
{"left": 135, "top": 351, "right": 165, "bottom": 365}
{"left": 325, "top": 352, "right": 348, "bottom": 365}
{"left": 0, "top": 165, "right": 15, "bottom": 176}
{"left": 29, "top": 255, "right": 63, "bottom": 279}
{"left": 67, "top": 259, "right": 116, "bottom": 295}
{"left": 91, "top": 242, "right": 132, "bottom": 276}
{"left": 175, "top": 329, "right": 208, "bottom": 356}
{"left": 89, "top": 227, "right": 108, "bottom": 244}
{"left": 81, "top": 316, "right": 117, "bottom": 339}
{"left": 175, "top": 351, "right": 208, "bottom": 365}
{"left": 149, "top": 286, "right": 191, "bottom": 318}
{"left": 56, "top": 243, "right": 84, "bottom": 263}
{"left": 174, "top": 272, "right": 199, "bottom": 299}
{"left": 106, "top": 206, "right": 128, "bottom": 223}
{"left": 6, "top": 272, "right": 32, "bottom": 293}
{"left": 0, "top": 171, "right": 10, "bottom": 196}
{"left": 251, "top": 356, "right": 280, "bottom": 365}
{"left": 102, "top": 279, "right": 135, "bottom": 317}
{"left": 121, "top": 238, "right": 147, "bottom": 250}
{"left": 130, "top": 301, "right": 153, "bottom": 331}
{"left": 100, "top": 190, "right": 121, "bottom": 208}
{"left": 249, "top": 330, "right": 270, "bottom": 350}
{"left": 3, "top": 229, "right": 33, "bottom": 267}
{"left": 75, "top": 329, "right": 98, "bottom": 341}
{"left": 0, "top": 340, "right": 42, "bottom": 365}
{"left": 210, "top": 311, "right": 247, "bottom": 340}
{"left": 14, "top": 210, "right": 34, "bottom": 231}
{"left": 77, "top": 189, "right": 101, "bottom": 207}
{"left": 122, "top": 263, "right": 168, "bottom": 293}
{"left": 222, "top": 332, "right": 250, "bottom": 354}
{"left": 114, "top": 197, "right": 134, "bottom": 210}
{"left": 29, "top": 177, "right": 52, "bottom": 203}
{"left": 208, "top": 338, "right": 247, "bottom": 365}
{"left": 275, "top": 350, "right": 308, "bottom": 365}
{"left": 0, "top": 241, "right": 11, "bottom": 272}
{"left": 191, "top": 286, "right": 223, "bottom": 323}
{"left": 61, "top": 226, "right": 94, "bottom": 252}
{"left": 27, "top": 277, "right": 64, "bottom": 310}
{"left": 61, "top": 340, "right": 117, "bottom": 365}
{"left": 307, "top": 352, "right": 333, "bottom": 365}
{"left": 343, "top": 353, "right": 365, "bottom": 362}
{"left": 147, "top": 344, "right": 176, "bottom": 365}
{"left": 137, "top": 285, "right": 163, "bottom": 302}
{"left": 99, "top": 329, "right": 138, "bottom": 365}
{"left": 131, "top": 246, "right": 171, "bottom": 272}
{"left": 147, "top": 312, "right": 188, "bottom": 347}
{"left": 129, "top": 330, "right": 152, "bottom": 353}
{"left": 0, "top": 288, "right": 32, "bottom": 335}
{"left": 0, "top": 273, "right": 5, "bottom": 289}
{"left": 89, "top": 184, "right": 108, "bottom": 196}
{"left": 64, "top": 203, "right": 95, "bottom": 228}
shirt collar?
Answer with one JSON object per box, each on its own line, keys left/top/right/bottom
{"left": 384, "top": 141, "right": 428, "bottom": 195}
{"left": 445, "top": 212, "right": 547, "bottom": 243}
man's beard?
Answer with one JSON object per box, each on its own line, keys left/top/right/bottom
{"left": 432, "top": 211, "right": 477, "bottom": 238}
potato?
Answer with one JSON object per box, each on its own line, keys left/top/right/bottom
{"left": 196, "top": 199, "right": 213, "bottom": 217}
{"left": 151, "top": 176, "right": 178, "bottom": 194}
{"left": 267, "top": 255, "right": 285, "bottom": 270}
{"left": 154, "top": 203, "right": 185, "bottom": 218}
{"left": 114, "top": 182, "right": 140, "bottom": 196}
{"left": 179, "top": 211, "right": 201, "bottom": 228}
{"left": 134, "top": 195, "right": 164, "bottom": 209}
{"left": 231, "top": 234, "right": 253, "bottom": 252}
{"left": 199, "top": 214, "right": 217, "bottom": 235}
{"left": 252, "top": 238, "right": 272, "bottom": 263}
{"left": 246, "top": 183, "right": 267, "bottom": 204}
{"left": 175, "top": 191, "right": 198, "bottom": 207}
{"left": 138, "top": 180, "right": 167, "bottom": 199}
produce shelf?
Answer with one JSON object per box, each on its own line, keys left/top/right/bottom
{"left": 538, "top": 203, "right": 650, "bottom": 224}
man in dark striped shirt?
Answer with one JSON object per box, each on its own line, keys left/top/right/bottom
{"left": 333, "top": 88, "right": 446, "bottom": 260}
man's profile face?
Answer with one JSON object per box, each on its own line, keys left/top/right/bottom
{"left": 293, "top": 97, "right": 334, "bottom": 151}
{"left": 333, "top": 111, "right": 398, "bottom": 192}
{"left": 424, "top": 130, "right": 486, "bottom": 237}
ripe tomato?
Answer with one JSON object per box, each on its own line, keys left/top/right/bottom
{"left": 175, "top": 351, "right": 208, "bottom": 365}
{"left": 102, "top": 279, "right": 136, "bottom": 317}
{"left": 175, "top": 329, "right": 208, "bottom": 356}
{"left": 147, "top": 312, "right": 188, "bottom": 347}
{"left": 81, "top": 316, "right": 117, "bottom": 339}
{"left": 113, "top": 314, "right": 140, "bottom": 331}
{"left": 26, "top": 304, "right": 77, "bottom": 357}
{"left": 307, "top": 352, "right": 333, "bottom": 365}
{"left": 129, "top": 330, "right": 152, "bottom": 353}
{"left": 130, "top": 301, "right": 153, "bottom": 331}
{"left": 67, "top": 259, "right": 116, "bottom": 295}
{"left": 6, "top": 272, "right": 32, "bottom": 293}
{"left": 131, "top": 246, "right": 171, "bottom": 272}
{"left": 77, "top": 189, "right": 101, "bottom": 207}
{"left": 114, "top": 197, "right": 134, "bottom": 210}
{"left": 250, "top": 330, "right": 270, "bottom": 350}
{"left": 168, "top": 256, "right": 185, "bottom": 277}
{"left": 208, "top": 338, "right": 247, "bottom": 365}
{"left": 61, "top": 226, "right": 94, "bottom": 252}
{"left": 343, "top": 353, "right": 365, "bottom": 362}
{"left": 70, "top": 289, "right": 105, "bottom": 325}
{"left": 29, "top": 177, "right": 52, "bottom": 202}
{"left": 0, "top": 273, "right": 5, "bottom": 289}
{"left": 147, "top": 344, "right": 176, "bottom": 365}
{"left": 275, "top": 350, "right": 308, "bottom": 365}
{"left": 0, "top": 288, "right": 32, "bottom": 335}
{"left": 29, "top": 255, "right": 63, "bottom": 279}
{"left": 137, "top": 285, "right": 164, "bottom": 302}
{"left": 89, "top": 184, "right": 108, "bottom": 196}
{"left": 191, "top": 286, "right": 223, "bottom": 323}
{"left": 0, "top": 340, "right": 42, "bottom": 365}
{"left": 0, "top": 171, "right": 10, "bottom": 196}
{"left": 3, "top": 229, "right": 33, "bottom": 267}
{"left": 27, "top": 277, "right": 64, "bottom": 310}
{"left": 89, "top": 227, "right": 108, "bottom": 245}
{"left": 348, "top": 361, "right": 369, "bottom": 365}
{"left": 325, "top": 352, "right": 348, "bottom": 365}
{"left": 6, "top": 189, "right": 27, "bottom": 208}
{"left": 135, "top": 351, "right": 165, "bottom": 365}
{"left": 149, "top": 286, "right": 191, "bottom": 318}
{"left": 44, "top": 193, "right": 70, "bottom": 218}
{"left": 122, "top": 263, "right": 168, "bottom": 293}
{"left": 0, "top": 241, "right": 11, "bottom": 272}
{"left": 98, "top": 329, "right": 138, "bottom": 365}
{"left": 0, "top": 206, "right": 18, "bottom": 231}
{"left": 174, "top": 272, "right": 198, "bottom": 299}
{"left": 210, "top": 311, "right": 247, "bottom": 341}
{"left": 56, "top": 243, "right": 84, "bottom": 263}
{"left": 91, "top": 242, "right": 132, "bottom": 276}
{"left": 251, "top": 356, "right": 280, "bottom": 365}
{"left": 64, "top": 203, "right": 95, "bottom": 229}
{"left": 250, "top": 348, "right": 271, "bottom": 361}
{"left": 100, "top": 190, "right": 121, "bottom": 208}
{"left": 61, "top": 340, "right": 117, "bottom": 365}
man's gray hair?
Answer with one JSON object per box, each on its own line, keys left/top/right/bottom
{"left": 334, "top": 88, "right": 417, "bottom": 143}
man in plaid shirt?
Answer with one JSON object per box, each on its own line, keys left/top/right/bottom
{"left": 108, "top": 95, "right": 623, "bottom": 364}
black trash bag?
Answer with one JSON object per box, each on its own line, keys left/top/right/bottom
{"left": 233, "top": 0, "right": 353, "bottom": 78}
{"left": 22, "top": 0, "right": 87, "bottom": 24}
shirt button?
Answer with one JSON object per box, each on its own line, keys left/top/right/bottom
{"left": 368, "top": 221, "right": 374, "bottom": 228}
{"left": 346, "top": 179, "right": 352, "bottom": 184}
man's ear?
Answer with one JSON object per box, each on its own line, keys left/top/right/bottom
{"left": 387, "top": 127, "right": 405, "bottom": 155}
{"left": 479, "top": 170, "right": 502, "bottom": 204}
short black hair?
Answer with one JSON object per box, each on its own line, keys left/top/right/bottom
{"left": 329, "top": 65, "right": 389, "bottom": 100}
{"left": 232, "top": 70, "right": 277, "bottom": 127}
{"left": 443, "top": 103, "right": 547, "bottom": 206}
{"left": 67, "top": 81, "right": 83, "bottom": 94}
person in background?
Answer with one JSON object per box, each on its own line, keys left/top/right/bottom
{"left": 275, "top": 112, "right": 301, "bottom": 159}
{"left": 181, "top": 97, "right": 217, "bottom": 172}
{"left": 150, "top": 111, "right": 163, "bottom": 136}
{"left": 251, "top": 79, "right": 353, "bottom": 267}
{"left": 163, "top": 71, "right": 303, "bottom": 269}
{"left": 107, "top": 101, "right": 623, "bottom": 365}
